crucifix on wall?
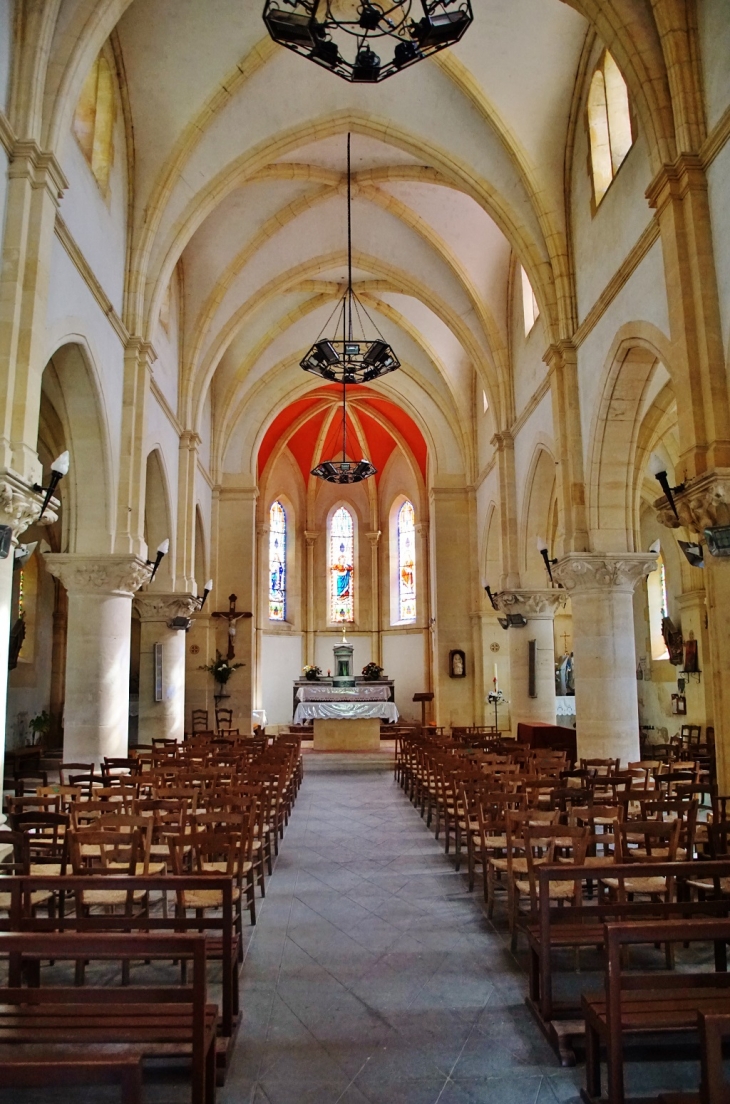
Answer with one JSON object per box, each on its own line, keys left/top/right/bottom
{"left": 212, "top": 593, "right": 252, "bottom": 660}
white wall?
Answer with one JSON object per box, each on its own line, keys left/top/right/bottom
{"left": 382, "top": 632, "right": 426, "bottom": 723}
{"left": 0, "top": 0, "right": 12, "bottom": 114}
{"left": 261, "top": 632, "right": 303, "bottom": 726}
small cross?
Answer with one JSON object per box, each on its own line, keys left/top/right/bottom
{"left": 561, "top": 631, "right": 571, "bottom": 654}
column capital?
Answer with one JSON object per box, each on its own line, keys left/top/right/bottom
{"left": 646, "top": 153, "right": 707, "bottom": 212}
{"left": 44, "top": 554, "right": 152, "bottom": 597}
{"left": 543, "top": 339, "right": 577, "bottom": 372}
{"left": 553, "top": 553, "right": 656, "bottom": 593}
{"left": 8, "top": 140, "right": 68, "bottom": 203}
{"left": 304, "top": 529, "right": 320, "bottom": 547}
{"left": 493, "top": 589, "right": 567, "bottom": 619}
{"left": 366, "top": 529, "right": 381, "bottom": 546}
{"left": 124, "top": 335, "right": 157, "bottom": 369}
{"left": 0, "top": 470, "right": 56, "bottom": 536}
{"left": 654, "top": 468, "right": 730, "bottom": 532}
{"left": 179, "top": 429, "right": 202, "bottom": 451}
{"left": 134, "top": 593, "right": 199, "bottom": 622}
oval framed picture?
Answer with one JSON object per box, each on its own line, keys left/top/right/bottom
{"left": 449, "top": 649, "right": 466, "bottom": 678}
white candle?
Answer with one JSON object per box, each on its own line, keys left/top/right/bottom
{"left": 493, "top": 662, "right": 498, "bottom": 691}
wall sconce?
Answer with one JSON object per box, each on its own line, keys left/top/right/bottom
{"left": 537, "top": 536, "right": 557, "bottom": 584}
{"left": 147, "top": 538, "right": 169, "bottom": 581}
{"left": 649, "top": 453, "right": 684, "bottom": 519}
{"left": 483, "top": 583, "right": 498, "bottom": 610}
{"left": 704, "top": 528, "right": 730, "bottom": 558}
{"left": 196, "top": 579, "right": 213, "bottom": 610}
{"left": 34, "top": 451, "right": 70, "bottom": 520}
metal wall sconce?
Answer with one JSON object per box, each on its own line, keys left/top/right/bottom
{"left": 34, "top": 451, "right": 70, "bottom": 520}
{"left": 146, "top": 538, "right": 169, "bottom": 582}
{"left": 483, "top": 584, "right": 498, "bottom": 610}
{"left": 196, "top": 579, "right": 213, "bottom": 610}
{"left": 649, "top": 454, "right": 685, "bottom": 519}
{"left": 537, "top": 536, "right": 557, "bottom": 584}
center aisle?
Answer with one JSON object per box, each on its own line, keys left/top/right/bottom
{"left": 222, "top": 760, "right": 582, "bottom": 1104}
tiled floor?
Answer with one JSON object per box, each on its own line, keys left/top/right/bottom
{"left": 222, "top": 762, "right": 585, "bottom": 1104}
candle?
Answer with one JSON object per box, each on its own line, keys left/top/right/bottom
{"left": 493, "top": 662, "right": 498, "bottom": 691}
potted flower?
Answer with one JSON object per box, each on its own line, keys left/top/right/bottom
{"left": 362, "top": 662, "right": 384, "bottom": 682}
{"left": 303, "top": 664, "right": 322, "bottom": 682}
{"left": 28, "top": 709, "right": 51, "bottom": 747}
{"left": 199, "top": 651, "right": 244, "bottom": 693}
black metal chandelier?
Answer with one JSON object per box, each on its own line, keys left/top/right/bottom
{"left": 311, "top": 383, "right": 376, "bottom": 484}
{"left": 263, "top": 1, "right": 473, "bottom": 84}
{"left": 300, "top": 135, "right": 400, "bottom": 386}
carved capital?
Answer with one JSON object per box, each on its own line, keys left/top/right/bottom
{"left": 304, "top": 530, "right": 320, "bottom": 548}
{"left": 0, "top": 471, "right": 57, "bottom": 536}
{"left": 553, "top": 553, "right": 656, "bottom": 593}
{"left": 493, "top": 589, "right": 567, "bottom": 619}
{"left": 135, "top": 593, "right": 199, "bottom": 621}
{"left": 44, "top": 555, "right": 152, "bottom": 597}
{"left": 654, "top": 469, "right": 730, "bottom": 533}
{"left": 366, "top": 530, "right": 381, "bottom": 547}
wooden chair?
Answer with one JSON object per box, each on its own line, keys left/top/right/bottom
{"left": 0, "top": 1056, "right": 143, "bottom": 1104}
{"left": 191, "top": 709, "right": 209, "bottom": 733}
{"left": 510, "top": 823, "right": 590, "bottom": 946}
{"left": 215, "top": 707, "right": 233, "bottom": 731}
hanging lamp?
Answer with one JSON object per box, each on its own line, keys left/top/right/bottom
{"left": 263, "top": 1, "right": 473, "bottom": 83}
{"left": 311, "top": 380, "right": 377, "bottom": 484}
{"left": 300, "top": 134, "right": 400, "bottom": 386}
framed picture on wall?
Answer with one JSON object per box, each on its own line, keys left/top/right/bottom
{"left": 449, "top": 649, "right": 466, "bottom": 679}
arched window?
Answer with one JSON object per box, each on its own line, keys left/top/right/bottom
{"left": 520, "top": 267, "right": 540, "bottom": 336}
{"left": 588, "top": 51, "right": 633, "bottom": 207}
{"left": 647, "top": 547, "right": 670, "bottom": 661}
{"left": 73, "top": 53, "right": 115, "bottom": 193}
{"left": 330, "top": 507, "right": 354, "bottom": 623}
{"left": 269, "top": 502, "right": 287, "bottom": 621}
{"left": 397, "top": 501, "right": 417, "bottom": 622}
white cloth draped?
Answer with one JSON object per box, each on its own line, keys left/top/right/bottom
{"left": 294, "top": 702, "right": 399, "bottom": 723}
{"left": 297, "top": 685, "right": 390, "bottom": 702}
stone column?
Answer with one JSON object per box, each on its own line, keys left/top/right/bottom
{"left": 654, "top": 471, "right": 730, "bottom": 788}
{"left": 0, "top": 474, "right": 53, "bottom": 801}
{"left": 175, "top": 431, "right": 202, "bottom": 593}
{"left": 214, "top": 481, "right": 257, "bottom": 732}
{"left": 366, "top": 530, "right": 381, "bottom": 666}
{"left": 44, "top": 555, "right": 152, "bottom": 764}
{"left": 304, "top": 530, "right": 319, "bottom": 667}
{"left": 135, "top": 594, "right": 198, "bottom": 744}
{"left": 553, "top": 554, "right": 656, "bottom": 764}
{"left": 493, "top": 590, "right": 566, "bottom": 736}
{"left": 545, "top": 341, "right": 589, "bottom": 555}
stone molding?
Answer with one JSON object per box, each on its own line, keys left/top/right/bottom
{"left": 134, "top": 593, "right": 199, "bottom": 621}
{"left": 553, "top": 553, "right": 656, "bottom": 593}
{"left": 44, "top": 555, "right": 152, "bottom": 597}
{"left": 654, "top": 469, "right": 730, "bottom": 533}
{"left": 8, "top": 139, "right": 68, "bottom": 201}
{"left": 304, "top": 530, "right": 320, "bottom": 547}
{"left": 366, "top": 530, "right": 381, "bottom": 546}
{"left": 493, "top": 589, "right": 567, "bottom": 619}
{"left": 0, "top": 471, "right": 57, "bottom": 536}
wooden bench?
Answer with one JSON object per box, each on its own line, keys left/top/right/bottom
{"left": 524, "top": 859, "right": 730, "bottom": 1065}
{"left": 657, "top": 1011, "right": 730, "bottom": 1104}
{"left": 0, "top": 930, "right": 219, "bottom": 1104}
{"left": 0, "top": 873, "right": 240, "bottom": 1081}
{"left": 0, "top": 1054, "right": 143, "bottom": 1103}
{"left": 582, "top": 917, "right": 730, "bottom": 1104}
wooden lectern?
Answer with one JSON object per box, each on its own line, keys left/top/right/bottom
{"left": 413, "top": 692, "right": 434, "bottom": 728}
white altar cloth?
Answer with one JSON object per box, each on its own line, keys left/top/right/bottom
{"left": 297, "top": 685, "right": 390, "bottom": 702}
{"left": 294, "top": 701, "right": 399, "bottom": 724}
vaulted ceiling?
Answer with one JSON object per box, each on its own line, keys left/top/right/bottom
{"left": 58, "top": 0, "right": 599, "bottom": 479}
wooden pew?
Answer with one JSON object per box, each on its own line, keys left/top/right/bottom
{"left": 0, "top": 931, "right": 218, "bottom": 1104}
{"left": 523, "top": 859, "right": 730, "bottom": 1066}
{"left": 0, "top": 1054, "right": 143, "bottom": 1103}
{"left": 582, "top": 917, "right": 730, "bottom": 1104}
{"left": 0, "top": 874, "right": 239, "bottom": 1081}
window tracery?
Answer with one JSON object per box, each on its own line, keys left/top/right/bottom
{"left": 397, "top": 501, "right": 417, "bottom": 622}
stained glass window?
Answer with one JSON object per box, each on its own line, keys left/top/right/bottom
{"left": 398, "top": 501, "right": 417, "bottom": 622}
{"left": 268, "top": 501, "right": 286, "bottom": 621}
{"left": 330, "top": 506, "right": 354, "bottom": 623}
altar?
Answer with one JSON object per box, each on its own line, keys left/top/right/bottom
{"left": 293, "top": 639, "right": 398, "bottom": 747}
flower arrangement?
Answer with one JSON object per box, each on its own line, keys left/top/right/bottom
{"left": 303, "top": 664, "right": 322, "bottom": 681}
{"left": 199, "top": 651, "right": 244, "bottom": 688}
{"left": 28, "top": 710, "right": 51, "bottom": 745}
{"left": 362, "top": 662, "right": 384, "bottom": 681}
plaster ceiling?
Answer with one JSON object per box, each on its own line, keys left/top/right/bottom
{"left": 72, "top": 0, "right": 595, "bottom": 475}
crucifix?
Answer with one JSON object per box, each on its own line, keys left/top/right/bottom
{"left": 560, "top": 630, "right": 572, "bottom": 654}
{"left": 212, "top": 593, "right": 252, "bottom": 659}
